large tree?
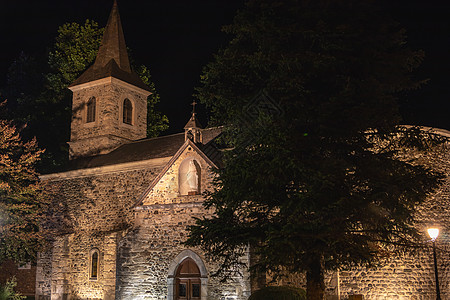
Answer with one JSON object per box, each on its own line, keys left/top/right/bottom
{"left": 0, "top": 114, "right": 45, "bottom": 264}
{"left": 187, "top": 0, "right": 443, "bottom": 299}
{"left": 3, "top": 20, "right": 168, "bottom": 173}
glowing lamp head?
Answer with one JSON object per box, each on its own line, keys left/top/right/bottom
{"left": 428, "top": 228, "right": 439, "bottom": 241}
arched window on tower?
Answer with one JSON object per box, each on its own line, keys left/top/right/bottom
{"left": 186, "top": 130, "right": 194, "bottom": 141}
{"left": 123, "top": 98, "right": 133, "bottom": 125}
{"left": 179, "top": 158, "right": 201, "bottom": 196}
{"left": 86, "top": 97, "right": 96, "bottom": 123}
{"left": 89, "top": 248, "right": 99, "bottom": 280}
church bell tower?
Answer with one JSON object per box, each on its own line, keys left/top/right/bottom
{"left": 184, "top": 101, "right": 203, "bottom": 143}
{"left": 68, "top": 0, "right": 151, "bottom": 159}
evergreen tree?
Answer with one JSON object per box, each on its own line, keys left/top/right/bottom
{"left": 187, "top": 0, "right": 444, "bottom": 299}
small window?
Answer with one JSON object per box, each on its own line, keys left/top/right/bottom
{"left": 186, "top": 130, "right": 194, "bottom": 141}
{"left": 123, "top": 98, "right": 133, "bottom": 125}
{"left": 90, "top": 249, "right": 99, "bottom": 280}
{"left": 18, "top": 262, "right": 31, "bottom": 270}
{"left": 86, "top": 97, "right": 96, "bottom": 123}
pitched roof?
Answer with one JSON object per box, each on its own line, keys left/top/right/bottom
{"left": 69, "top": 0, "right": 150, "bottom": 91}
{"left": 66, "top": 132, "right": 185, "bottom": 171}
{"left": 63, "top": 127, "right": 223, "bottom": 172}
{"left": 199, "top": 138, "right": 223, "bottom": 168}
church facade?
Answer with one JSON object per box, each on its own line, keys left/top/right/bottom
{"left": 35, "top": 1, "right": 450, "bottom": 300}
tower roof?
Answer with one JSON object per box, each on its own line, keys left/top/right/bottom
{"left": 184, "top": 101, "right": 203, "bottom": 129}
{"left": 69, "top": 0, "right": 150, "bottom": 91}
{"left": 184, "top": 113, "right": 203, "bottom": 129}
{"left": 94, "top": 0, "right": 130, "bottom": 72}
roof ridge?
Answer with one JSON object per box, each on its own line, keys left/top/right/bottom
{"left": 127, "top": 132, "right": 185, "bottom": 145}
{"left": 128, "top": 126, "right": 224, "bottom": 145}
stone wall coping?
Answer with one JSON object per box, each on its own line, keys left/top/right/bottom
{"left": 421, "top": 127, "right": 450, "bottom": 138}
{"left": 40, "top": 156, "right": 171, "bottom": 181}
{"left": 135, "top": 202, "right": 204, "bottom": 210}
{"left": 68, "top": 76, "right": 152, "bottom": 96}
{"left": 401, "top": 125, "right": 450, "bottom": 139}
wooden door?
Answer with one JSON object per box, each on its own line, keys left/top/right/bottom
{"left": 175, "top": 258, "right": 201, "bottom": 300}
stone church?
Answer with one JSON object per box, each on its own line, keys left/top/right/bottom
{"left": 35, "top": 2, "right": 250, "bottom": 299}
{"left": 34, "top": 1, "right": 450, "bottom": 299}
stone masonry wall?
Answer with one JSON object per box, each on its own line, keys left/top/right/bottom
{"left": 38, "top": 164, "right": 164, "bottom": 300}
{"left": 117, "top": 146, "right": 251, "bottom": 299}
{"left": 262, "top": 137, "right": 450, "bottom": 300}
{"left": 335, "top": 140, "right": 450, "bottom": 299}
{"left": 116, "top": 203, "right": 251, "bottom": 300}
{"left": 70, "top": 80, "right": 148, "bottom": 158}
{"left": 143, "top": 145, "right": 216, "bottom": 205}
{"left": 48, "top": 232, "right": 120, "bottom": 300}
{"left": 36, "top": 251, "right": 52, "bottom": 299}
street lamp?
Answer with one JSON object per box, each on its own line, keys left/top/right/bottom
{"left": 427, "top": 228, "right": 441, "bottom": 300}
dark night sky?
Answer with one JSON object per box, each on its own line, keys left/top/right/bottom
{"left": 0, "top": 0, "right": 449, "bottom": 133}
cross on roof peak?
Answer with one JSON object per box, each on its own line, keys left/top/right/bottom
{"left": 191, "top": 100, "right": 197, "bottom": 115}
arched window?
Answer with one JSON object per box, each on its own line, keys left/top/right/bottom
{"left": 86, "top": 97, "right": 96, "bottom": 123}
{"left": 89, "top": 249, "right": 99, "bottom": 280}
{"left": 179, "top": 159, "right": 201, "bottom": 195}
{"left": 175, "top": 258, "right": 201, "bottom": 300}
{"left": 186, "top": 130, "right": 194, "bottom": 141}
{"left": 123, "top": 98, "right": 133, "bottom": 125}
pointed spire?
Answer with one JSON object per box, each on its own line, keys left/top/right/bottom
{"left": 94, "top": 0, "right": 131, "bottom": 72}
{"left": 69, "top": 0, "right": 150, "bottom": 91}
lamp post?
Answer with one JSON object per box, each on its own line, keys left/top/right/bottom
{"left": 427, "top": 228, "right": 441, "bottom": 300}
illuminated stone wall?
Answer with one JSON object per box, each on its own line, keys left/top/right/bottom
{"left": 262, "top": 134, "right": 450, "bottom": 300}
{"left": 117, "top": 146, "right": 251, "bottom": 299}
{"left": 69, "top": 78, "right": 149, "bottom": 159}
{"left": 142, "top": 145, "right": 215, "bottom": 205}
{"left": 37, "top": 164, "right": 163, "bottom": 300}
{"left": 37, "top": 144, "right": 251, "bottom": 300}
{"left": 335, "top": 139, "right": 450, "bottom": 299}
{"left": 116, "top": 203, "right": 251, "bottom": 300}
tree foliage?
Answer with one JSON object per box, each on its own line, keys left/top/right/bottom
{"left": 187, "top": 0, "right": 443, "bottom": 298}
{"left": 2, "top": 20, "right": 168, "bottom": 173}
{"left": 133, "top": 64, "right": 169, "bottom": 138}
{"left": 0, "top": 116, "right": 45, "bottom": 264}
{"left": 47, "top": 20, "right": 104, "bottom": 93}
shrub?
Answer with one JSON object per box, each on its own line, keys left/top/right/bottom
{"left": 249, "top": 286, "right": 306, "bottom": 300}
{"left": 0, "top": 277, "right": 25, "bottom": 300}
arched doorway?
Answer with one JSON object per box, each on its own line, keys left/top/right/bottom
{"left": 175, "top": 258, "right": 201, "bottom": 300}
{"left": 167, "top": 250, "right": 208, "bottom": 300}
